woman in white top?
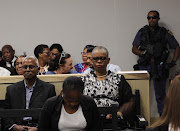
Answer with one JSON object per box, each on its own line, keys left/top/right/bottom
{"left": 147, "top": 74, "right": 180, "bottom": 131}
{"left": 38, "top": 76, "right": 102, "bottom": 131}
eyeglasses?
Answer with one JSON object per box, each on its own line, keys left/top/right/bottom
{"left": 22, "top": 65, "right": 38, "bottom": 70}
{"left": 87, "top": 57, "right": 92, "bottom": 60}
{"left": 81, "top": 52, "right": 87, "bottom": 55}
{"left": 92, "top": 57, "right": 107, "bottom": 62}
{"left": 42, "top": 52, "right": 50, "bottom": 55}
{"left": 147, "top": 16, "right": 158, "bottom": 20}
{"left": 50, "top": 52, "right": 59, "bottom": 56}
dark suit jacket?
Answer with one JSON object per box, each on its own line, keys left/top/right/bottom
{"left": 3, "top": 78, "right": 56, "bottom": 131}
{"left": 38, "top": 95, "right": 102, "bottom": 131}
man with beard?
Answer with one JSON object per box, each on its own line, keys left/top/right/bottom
{"left": 132, "top": 10, "right": 180, "bottom": 116}
{"left": 3, "top": 56, "right": 56, "bottom": 131}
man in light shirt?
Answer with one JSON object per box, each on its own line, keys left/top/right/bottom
{"left": 3, "top": 56, "right": 56, "bottom": 131}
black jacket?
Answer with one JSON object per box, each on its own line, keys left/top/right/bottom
{"left": 38, "top": 95, "right": 102, "bottom": 131}
{"left": 3, "top": 78, "right": 56, "bottom": 131}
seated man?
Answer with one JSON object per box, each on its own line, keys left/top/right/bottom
{"left": 3, "top": 56, "right": 56, "bottom": 131}
{"left": 84, "top": 46, "right": 121, "bottom": 74}
{"left": 2, "top": 45, "right": 17, "bottom": 68}
{"left": 34, "top": 44, "right": 50, "bottom": 75}
{"left": 1, "top": 45, "right": 18, "bottom": 75}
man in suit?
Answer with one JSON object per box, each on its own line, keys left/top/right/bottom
{"left": 3, "top": 56, "right": 56, "bottom": 131}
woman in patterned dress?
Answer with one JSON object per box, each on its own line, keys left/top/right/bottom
{"left": 82, "top": 46, "right": 134, "bottom": 119}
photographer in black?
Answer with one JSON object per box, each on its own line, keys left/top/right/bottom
{"left": 132, "top": 10, "right": 180, "bottom": 116}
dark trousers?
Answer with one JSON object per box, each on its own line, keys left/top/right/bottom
{"left": 139, "top": 65, "right": 166, "bottom": 115}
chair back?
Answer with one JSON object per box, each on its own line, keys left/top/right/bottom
{"left": 0, "top": 108, "right": 42, "bottom": 131}
{"left": 98, "top": 104, "right": 118, "bottom": 131}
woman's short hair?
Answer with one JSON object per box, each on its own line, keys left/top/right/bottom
{"left": 87, "top": 46, "right": 96, "bottom": 53}
{"left": 83, "top": 45, "right": 95, "bottom": 50}
{"left": 50, "top": 43, "right": 63, "bottom": 53}
{"left": 62, "top": 76, "right": 84, "bottom": 93}
{"left": 92, "top": 46, "right": 109, "bottom": 57}
{"left": 48, "top": 53, "right": 71, "bottom": 71}
{"left": 34, "top": 44, "right": 49, "bottom": 58}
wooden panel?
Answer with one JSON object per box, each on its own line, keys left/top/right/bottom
{"left": 37, "top": 74, "right": 82, "bottom": 95}
{"left": 121, "top": 71, "right": 149, "bottom": 80}
{"left": 127, "top": 79, "right": 150, "bottom": 124}
{"left": 0, "top": 74, "right": 82, "bottom": 98}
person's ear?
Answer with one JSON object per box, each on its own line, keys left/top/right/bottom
{"left": 61, "top": 91, "right": 64, "bottom": 97}
{"left": 59, "top": 64, "right": 64, "bottom": 67}
{"left": 38, "top": 53, "right": 42, "bottom": 58}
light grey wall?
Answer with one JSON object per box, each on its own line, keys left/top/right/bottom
{"left": 0, "top": 0, "right": 180, "bottom": 70}
{"left": 0, "top": 0, "right": 180, "bottom": 117}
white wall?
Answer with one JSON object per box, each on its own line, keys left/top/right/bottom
{"left": 0, "top": 0, "right": 180, "bottom": 117}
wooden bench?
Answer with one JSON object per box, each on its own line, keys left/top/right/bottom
{"left": 0, "top": 71, "right": 150, "bottom": 124}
